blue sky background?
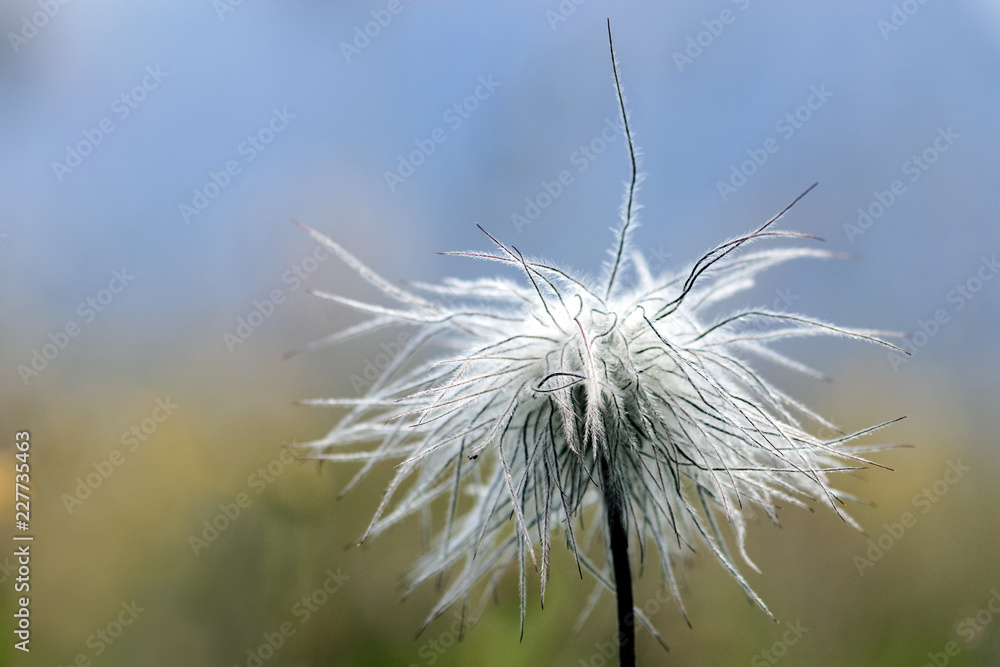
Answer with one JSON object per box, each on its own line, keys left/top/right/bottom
{"left": 3, "top": 2, "right": 999, "bottom": 374}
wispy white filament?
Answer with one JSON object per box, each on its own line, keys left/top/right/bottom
{"left": 294, "top": 27, "right": 904, "bottom": 644}
{"left": 294, "top": 188, "right": 904, "bottom": 640}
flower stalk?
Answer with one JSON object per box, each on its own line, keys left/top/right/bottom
{"left": 600, "top": 449, "right": 636, "bottom": 667}
{"left": 291, "top": 17, "right": 907, "bottom": 666}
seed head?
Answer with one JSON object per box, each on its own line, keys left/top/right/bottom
{"left": 293, "top": 28, "right": 905, "bottom": 644}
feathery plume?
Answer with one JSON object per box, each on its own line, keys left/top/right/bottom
{"left": 293, "top": 20, "right": 904, "bottom": 662}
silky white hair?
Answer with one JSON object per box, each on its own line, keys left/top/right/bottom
{"left": 292, "top": 30, "right": 904, "bottom": 646}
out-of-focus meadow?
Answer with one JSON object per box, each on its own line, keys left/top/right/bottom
{"left": 2, "top": 2, "right": 1000, "bottom": 665}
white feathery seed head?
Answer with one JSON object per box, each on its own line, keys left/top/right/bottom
{"left": 292, "top": 26, "right": 905, "bottom": 645}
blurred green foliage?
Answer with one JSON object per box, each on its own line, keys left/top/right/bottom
{"left": 2, "top": 328, "right": 998, "bottom": 666}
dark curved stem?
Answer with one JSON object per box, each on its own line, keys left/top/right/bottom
{"left": 600, "top": 455, "right": 635, "bottom": 667}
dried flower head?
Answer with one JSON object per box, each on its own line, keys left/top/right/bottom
{"left": 293, "top": 25, "right": 904, "bottom": 652}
